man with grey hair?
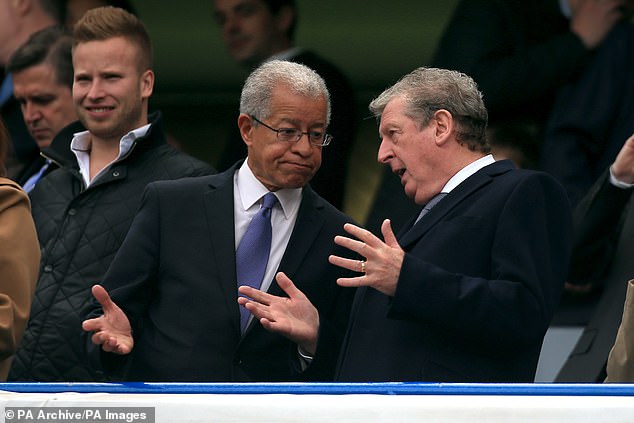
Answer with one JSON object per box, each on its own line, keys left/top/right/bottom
{"left": 82, "top": 60, "right": 356, "bottom": 382}
{"left": 244, "top": 66, "right": 574, "bottom": 382}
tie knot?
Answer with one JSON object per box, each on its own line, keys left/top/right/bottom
{"left": 262, "top": 192, "right": 278, "bottom": 210}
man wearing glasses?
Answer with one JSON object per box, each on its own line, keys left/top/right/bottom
{"left": 81, "top": 60, "right": 356, "bottom": 382}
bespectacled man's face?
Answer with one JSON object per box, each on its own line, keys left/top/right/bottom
{"left": 240, "top": 84, "right": 326, "bottom": 192}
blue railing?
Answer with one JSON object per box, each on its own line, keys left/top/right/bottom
{"left": 1, "top": 382, "right": 634, "bottom": 396}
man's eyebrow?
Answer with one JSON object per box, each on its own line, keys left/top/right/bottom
{"left": 278, "top": 117, "right": 325, "bottom": 128}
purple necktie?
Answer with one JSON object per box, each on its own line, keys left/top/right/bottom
{"left": 236, "top": 192, "right": 278, "bottom": 331}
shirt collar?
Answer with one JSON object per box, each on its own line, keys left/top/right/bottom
{"left": 70, "top": 123, "right": 151, "bottom": 185}
{"left": 559, "top": 0, "right": 572, "bottom": 19}
{"left": 0, "top": 74, "right": 13, "bottom": 106}
{"left": 70, "top": 123, "right": 151, "bottom": 158}
{"left": 269, "top": 47, "right": 304, "bottom": 61}
{"left": 442, "top": 154, "right": 496, "bottom": 193}
{"left": 236, "top": 159, "right": 302, "bottom": 219}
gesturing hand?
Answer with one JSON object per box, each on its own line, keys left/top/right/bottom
{"left": 82, "top": 284, "right": 134, "bottom": 355}
{"left": 238, "top": 272, "right": 319, "bottom": 355}
{"left": 328, "top": 219, "right": 404, "bottom": 296}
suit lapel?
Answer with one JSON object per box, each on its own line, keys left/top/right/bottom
{"left": 267, "top": 187, "right": 326, "bottom": 297}
{"left": 203, "top": 167, "right": 242, "bottom": 334}
{"left": 398, "top": 160, "right": 514, "bottom": 249}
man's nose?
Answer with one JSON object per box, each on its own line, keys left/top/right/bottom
{"left": 86, "top": 80, "right": 105, "bottom": 99}
{"left": 377, "top": 139, "right": 393, "bottom": 164}
{"left": 23, "top": 102, "right": 42, "bottom": 123}
{"left": 291, "top": 133, "right": 315, "bottom": 156}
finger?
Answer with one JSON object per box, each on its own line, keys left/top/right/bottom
{"left": 91, "top": 331, "right": 106, "bottom": 346}
{"left": 82, "top": 317, "right": 101, "bottom": 332}
{"left": 102, "top": 337, "right": 120, "bottom": 353}
{"left": 238, "top": 285, "right": 273, "bottom": 304}
{"left": 343, "top": 223, "right": 382, "bottom": 247}
{"left": 336, "top": 276, "right": 368, "bottom": 288}
{"left": 241, "top": 299, "right": 274, "bottom": 321}
{"left": 333, "top": 234, "right": 367, "bottom": 255}
{"left": 258, "top": 317, "right": 276, "bottom": 331}
{"left": 329, "top": 255, "right": 363, "bottom": 272}
{"left": 381, "top": 219, "right": 400, "bottom": 248}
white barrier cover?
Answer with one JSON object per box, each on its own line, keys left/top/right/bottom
{"left": 1, "top": 391, "right": 634, "bottom": 423}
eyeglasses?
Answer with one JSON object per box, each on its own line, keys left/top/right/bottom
{"left": 250, "top": 115, "right": 332, "bottom": 147}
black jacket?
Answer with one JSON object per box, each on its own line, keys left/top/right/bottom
{"left": 8, "top": 112, "right": 215, "bottom": 381}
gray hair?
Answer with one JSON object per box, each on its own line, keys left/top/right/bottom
{"left": 369, "top": 67, "right": 490, "bottom": 153}
{"left": 240, "top": 60, "right": 331, "bottom": 125}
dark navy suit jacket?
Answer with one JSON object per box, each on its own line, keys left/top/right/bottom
{"left": 337, "top": 160, "right": 573, "bottom": 382}
{"left": 85, "top": 163, "right": 356, "bottom": 382}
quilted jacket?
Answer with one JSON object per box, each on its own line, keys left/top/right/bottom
{"left": 8, "top": 112, "right": 215, "bottom": 381}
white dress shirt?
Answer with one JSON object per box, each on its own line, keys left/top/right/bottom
{"left": 71, "top": 123, "right": 151, "bottom": 187}
{"left": 441, "top": 154, "right": 497, "bottom": 194}
{"left": 233, "top": 159, "right": 302, "bottom": 294}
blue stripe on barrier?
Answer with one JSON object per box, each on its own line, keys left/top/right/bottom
{"left": 1, "top": 383, "right": 634, "bottom": 396}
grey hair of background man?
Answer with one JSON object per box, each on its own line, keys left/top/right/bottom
{"left": 369, "top": 67, "right": 491, "bottom": 154}
{"left": 7, "top": 26, "right": 73, "bottom": 89}
{"left": 240, "top": 59, "right": 331, "bottom": 126}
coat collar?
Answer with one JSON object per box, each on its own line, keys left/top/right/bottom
{"left": 397, "top": 160, "right": 515, "bottom": 248}
{"left": 40, "top": 111, "right": 166, "bottom": 169}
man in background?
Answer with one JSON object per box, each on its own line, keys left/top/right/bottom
{"left": 7, "top": 26, "right": 77, "bottom": 190}
{"left": 0, "top": 0, "right": 65, "bottom": 179}
{"left": 212, "top": 0, "right": 356, "bottom": 210}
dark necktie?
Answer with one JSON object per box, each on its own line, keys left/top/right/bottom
{"left": 414, "top": 192, "right": 448, "bottom": 224}
{"left": 236, "top": 192, "right": 278, "bottom": 331}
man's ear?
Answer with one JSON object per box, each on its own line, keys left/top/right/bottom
{"left": 238, "top": 114, "right": 254, "bottom": 146}
{"left": 433, "top": 109, "right": 453, "bottom": 146}
{"left": 140, "top": 70, "right": 154, "bottom": 100}
{"left": 13, "top": 0, "right": 30, "bottom": 16}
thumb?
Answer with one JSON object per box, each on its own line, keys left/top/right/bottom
{"left": 381, "top": 219, "right": 399, "bottom": 247}
{"left": 275, "top": 272, "right": 303, "bottom": 299}
{"left": 91, "top": 284, "right": 116, "bottom": 312}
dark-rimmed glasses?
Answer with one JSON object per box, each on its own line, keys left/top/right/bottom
{"left": 250, "top": 115, "right": 332, "bottom": 147}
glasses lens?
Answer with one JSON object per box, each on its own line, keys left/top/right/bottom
{"left": 277, "top": 128, "right": 301, "bottom": 142}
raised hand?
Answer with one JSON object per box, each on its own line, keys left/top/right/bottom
{"left": 238, "top": 272, "right": 319, "bottom": 355}
{"left": 329, "top": 219, "right": 404, "bottom": 297}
